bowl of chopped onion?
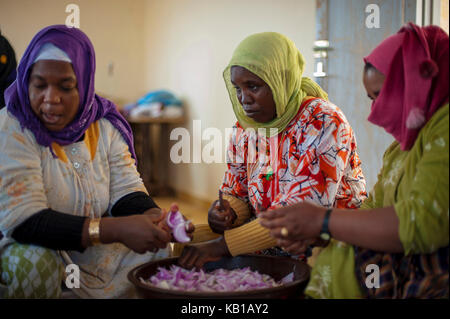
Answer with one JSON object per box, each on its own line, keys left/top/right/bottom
{"left": 128, "top": 254, "right": 310, "bottom": 299}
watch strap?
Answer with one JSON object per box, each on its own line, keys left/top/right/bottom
{"left": 320, "top": 209, "right": 333, "bottom": 239}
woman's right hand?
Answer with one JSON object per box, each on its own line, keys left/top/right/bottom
{"left": 112, "top": 214, "right": 172, "bottom": 254}
{"left": 208, "top": 199, "right": 237, "bottom": 234}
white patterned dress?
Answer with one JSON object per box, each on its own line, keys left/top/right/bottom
{"left": 0, "top": 108, "right": 168, "bottom": 298}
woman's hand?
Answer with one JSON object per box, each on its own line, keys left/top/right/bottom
{"left": 277, "top": 238, "right": 329, "bottom": 255}
{"left": 177, "top": 237, "right": 230, "bottom": 269}
{"left": 154, "top": 203, "right": 195, "bottom": 242}
{"left": 259, "top": 201, "right": 327, "bottom": 244}
{"left": 110, "top": 214, "right": 172, "bottom": 254}
{"left": 261, "top": 203, "right": 405, "bottom": 253}
{"left": 208, "top": 199, "right": 237, "bottom": 234}
{"left": 143, "top": 207, "right": 164, "bottom": 220}
{"left": 278, "top": 238, "right": 315, "bottom": 255}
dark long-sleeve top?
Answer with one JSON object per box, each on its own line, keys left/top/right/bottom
{"left": 11, "top": 191, "right": 159, "bottom": 252}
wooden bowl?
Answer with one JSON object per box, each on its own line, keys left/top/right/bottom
{"left": 128, "top": 254, "right": 310, "bottom": 299}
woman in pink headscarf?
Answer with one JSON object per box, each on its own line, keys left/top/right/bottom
{"left": 259, "top": 23, "right": 449, "bottom": 298}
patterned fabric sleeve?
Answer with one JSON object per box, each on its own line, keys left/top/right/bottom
{"left": 394, "top": 105, "right": 449, "bottom": 255}
{"left": 220, "top": 124, "right": 252, "bottom": 222}
{"left": 220, "top": 125, "right": 250, "bottom": 202}
{"left": 0, "top": 115, "right": 48, "bottom": 238}
{"left": 270, "top": 104, "right": 366, "bottom": 210}
{"left": 107, "top": 121, "right": 148, "bottom": 213}
{"left": 334, "top": 140, "right": 367, "bottom": 209}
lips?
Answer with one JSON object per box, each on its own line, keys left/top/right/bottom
{"left": 41, "top": 112, "right": 62, "bottom": 125}
{"left": 243, "top": 106, "right": 259, "bottom": 116}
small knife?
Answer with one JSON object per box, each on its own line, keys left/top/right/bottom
{"left": 218, "top": 190, "right": 225, "bottom": 211}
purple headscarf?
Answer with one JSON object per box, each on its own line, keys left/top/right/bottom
{"left": 4, "top": 25, "right": 136, "bottom": 161}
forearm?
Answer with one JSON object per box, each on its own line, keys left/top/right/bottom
{"left": 12, "top": 209, "right": 87, "bottom": 252}
{"left": 329, "top": 206, "right": 403, "bottom": 253}
{"left": 110, "top": 191, "right": 159, "bottom": 217}
{"left": 224, "top": 219, "right": 277, "bottom": 256}
{"left": 82, "top": 216, "right": 137, "bottom": 248}
{"left": 11, "top": 209, "right": 127, "bottom": 251}
{"left": 80, "top": 216, "right": 120, "bottom": 248}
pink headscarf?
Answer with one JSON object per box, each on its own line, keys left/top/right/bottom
{"left": 364, "top": 22, "right": 449, "bottom": 151}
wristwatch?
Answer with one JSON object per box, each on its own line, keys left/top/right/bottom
{"left": 319, "top": 209, "right": 333, "bottom": 241}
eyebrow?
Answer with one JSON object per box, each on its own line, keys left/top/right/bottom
{"left": 231, "top": 79, "right": 261, "bottom": 86}
{"left": 30, "top": 74, "right": 76, "bottom": 82}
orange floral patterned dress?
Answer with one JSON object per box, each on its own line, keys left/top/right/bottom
{"left": 221, "top": 97, "right": 367, "bottom": 215}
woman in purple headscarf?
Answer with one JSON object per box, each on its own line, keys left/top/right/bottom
{"left": 0, "top": 25, "right": 192, "bottom": 299}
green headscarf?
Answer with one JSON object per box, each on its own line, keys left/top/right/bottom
{"left": 223, "top": 32, "right": 328, "bottom": 137}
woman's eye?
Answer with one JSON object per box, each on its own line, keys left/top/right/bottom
{"left": 249, "top": 85, "right": 259, "bottom": 91}
{"left": 33, "top": 83, "right": 46, "bottom": 89}
{"left": 61, "top": 86, "right": 75, "bottom": 92}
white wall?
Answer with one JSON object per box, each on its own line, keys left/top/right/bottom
{"left": 0, "top": 0, "right": 147, "bottom": 104}
{"left": 143, "top": 0, "right": 316, "bottom": 202}
{"left": 0, "top": 0, "right": 316, "bottom": 203}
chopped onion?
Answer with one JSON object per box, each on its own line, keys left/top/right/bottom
{"left": 139, "top": 265, "right": 295, "bottom": 292}
{"left": 281, "top": 271, "right": 294, "bottom": 284}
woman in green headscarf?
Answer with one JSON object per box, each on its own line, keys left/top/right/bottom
{"left": 178, "top": 32, "right": 367, "bottom": 269}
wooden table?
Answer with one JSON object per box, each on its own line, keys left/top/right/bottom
{"left": 127, "top": 115, "right": 185, "bottom": 197}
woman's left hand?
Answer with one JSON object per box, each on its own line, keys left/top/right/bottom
{"left": 177, "top": 237, "right": 230, "bottom": 269}
{"left": 259, "top": 201, "right": 327, "bottom": 242}
{"left": 143, "top": 207, "right": 164, "bottom": 220}
{"left": 166, "top": 203, "right": 195, "bottom": 241}
{"left": 144, "top": 204, "right": 195, "bottom": 242}
{"left": 278, "top": 238, "right": 315, "bottom": 255}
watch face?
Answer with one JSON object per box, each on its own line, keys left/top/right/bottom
{"left": 320, "top": 233, "right": 330, "bottom": 241}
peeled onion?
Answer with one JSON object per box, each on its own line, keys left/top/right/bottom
{"left": 166, "top": 210, "right": 191, "bottom": 243}
{"left": 173, "top": 222, "right": 191, "bottom": 243}
{"left": 166, "top": 210, "right": 185, "bottom": 228}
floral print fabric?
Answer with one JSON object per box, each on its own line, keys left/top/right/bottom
{"left": 221, "top": 98, "right": 367, "bottom": 215}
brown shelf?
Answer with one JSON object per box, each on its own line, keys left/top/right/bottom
{"left": 128, "top": 116, "right": 185, "bottom": 197}
{"left": 126, "top": 115, "right": 185, "bottom": 124}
